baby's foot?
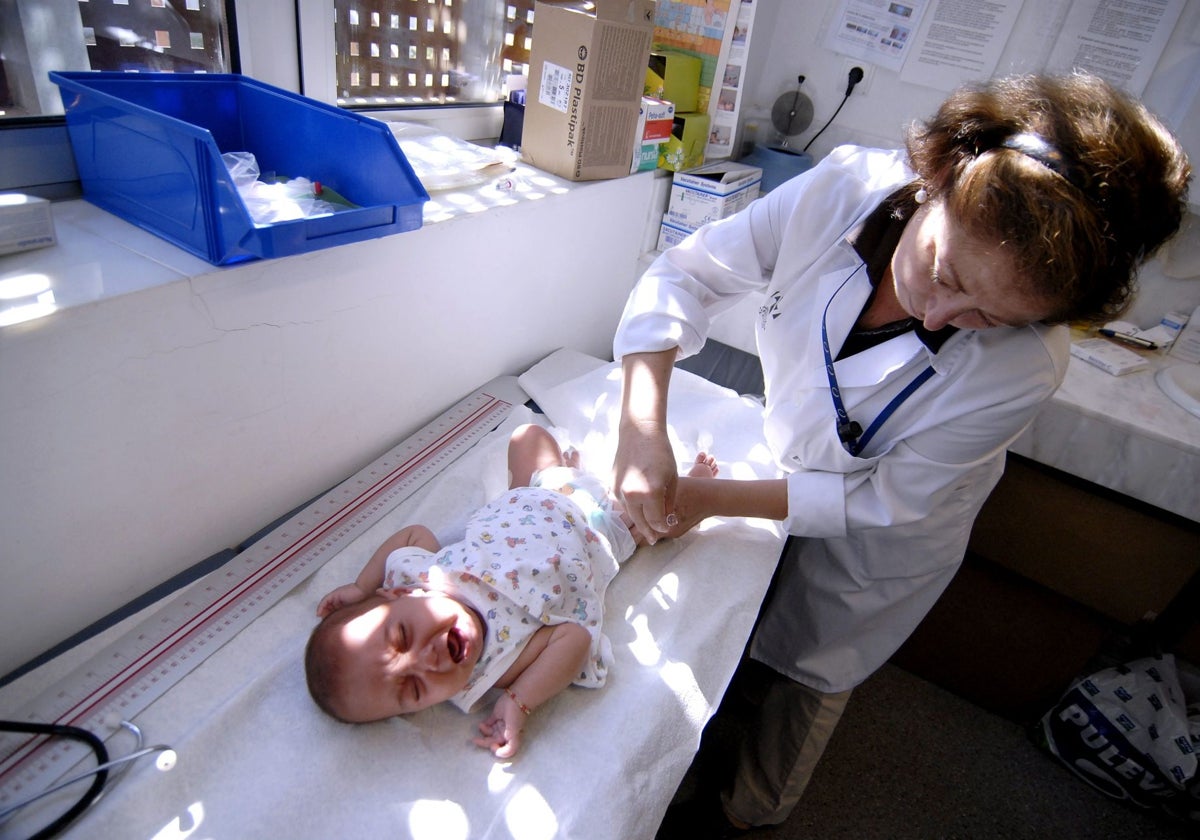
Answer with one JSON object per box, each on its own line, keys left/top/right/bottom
{"left": 688, "top": 452, "right": 718, "bottom": 479}
{"left": 562, "top": 446, "right": 581, "bottom": 469}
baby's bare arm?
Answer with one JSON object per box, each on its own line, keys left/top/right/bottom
{"left": 472, "top": 622, "right": 591, "bottom": 757}
{"left": 499, "top": 622, "right": 591, "bottom": 708}
{"left": 316, "top": 524, "right": 440, "bottom": 616}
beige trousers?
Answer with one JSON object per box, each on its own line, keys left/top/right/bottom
{"left": 720, "top": 665, "right": 853, "bottom": 827}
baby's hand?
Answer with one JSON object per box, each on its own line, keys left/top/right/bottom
{"left": 471, "top": 692, "right": 528, "bottom": 759}
{"left": 316, "top": 583, "right": 370, "bottom": 617}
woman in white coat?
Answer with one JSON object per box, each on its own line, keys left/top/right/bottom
{"left": 613, "top": 74, "right": 1191, "bottom": 834}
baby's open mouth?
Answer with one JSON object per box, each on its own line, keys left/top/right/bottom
{"left": 447, "top": 626, "right": 467, "bottom": 664}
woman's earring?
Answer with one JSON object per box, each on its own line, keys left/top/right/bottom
{"left": 914, "top": 187, "right": 928, "bottom": 205}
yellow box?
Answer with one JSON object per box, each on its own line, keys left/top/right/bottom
{"left": 645, "top": 50, "right": 701, "bottom": 113}
{"left": 657, "top": 112, "right": 710, "bottom": 172}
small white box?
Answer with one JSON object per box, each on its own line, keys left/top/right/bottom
{"left": 1168, "top": 305, "right": 1200, "bottom": 363}
{"left": 0, "top": 194, "right": 56, "bottom": 256}
{"left": 656, "top": 220, "right": 692, "bottom": 251}
{"left": 1070, "top": 337, "right": 1149, "bottom": 376}
{"left": 665, "top": 162, "right": 762, "bottom": 231}
{"left": 640, "top": 96, "right": 675, "bottom": 142}
{"left": 630, "top": 96, "right": 674, "bottom": 173}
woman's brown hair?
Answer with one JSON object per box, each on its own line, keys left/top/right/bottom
{"left": 905, "top": 73, "right": 1191, "bottom": 324}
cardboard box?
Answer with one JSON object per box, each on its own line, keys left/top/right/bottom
{"left": 656, "top": 219, "right": 692, "bottom": 251}
{"left": 640, "top": 96, "right": 675, "bottom": 142}
{"left": 523, "top": 0, "right": 656, "bottom": 181}
{"left": 645, "top": 50, "right": 702, "bottom": 113}
{"left": 658, "top": 112, "right": 711, "bottom": 173}
{"left": 632, "top": 142, "right": 661, "bottom": 173}
{"left": 630, "top": 96, "right": 674, "bottom": 173}
{"left": 1168, "top": 304, "right": 1200, "bottom": 362}
{"left": 1068, "top": 338, "right": 1149, "bottom": 376}
{"left": 666, "top": 162, "right": 762, "bottom": 230}
{"left": 0, "top": 193, "right": 56, "bottom": 256}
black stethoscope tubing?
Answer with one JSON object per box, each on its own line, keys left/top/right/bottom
{"left": 0, "top": 721, "right": 109, "bottom": 840}
{"left": 0, "top": 718, "right": 174, "bottom": 840}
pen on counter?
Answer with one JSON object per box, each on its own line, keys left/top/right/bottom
{"left": 1098, "top": 328, "right": 1158, "bottom": 350}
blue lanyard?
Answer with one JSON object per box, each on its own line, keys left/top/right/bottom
{"left": 821, "top": 267, "right": 936, "bottom": 457}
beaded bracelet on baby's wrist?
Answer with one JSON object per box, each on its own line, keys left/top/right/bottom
{"left": 504, "top": 687, "right": 532, "bottom": 716}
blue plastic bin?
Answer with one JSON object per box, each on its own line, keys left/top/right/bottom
{"left": 50, "top": 71, "right": 429, "bottom": 265}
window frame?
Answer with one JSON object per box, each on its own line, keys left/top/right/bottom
{"left": 1, "top": 0, "right": 504, "bottom": 198}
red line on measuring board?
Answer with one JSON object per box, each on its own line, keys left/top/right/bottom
{"left": 0, "top": 393, "right": 513, "bottom": 787}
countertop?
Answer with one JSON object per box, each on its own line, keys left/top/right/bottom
{"left": 1012, "top": 339, "right": 1200, "bottom": 523}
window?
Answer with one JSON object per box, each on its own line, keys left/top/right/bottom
{"left": 2, "top": 0, "right": 534, "bottom": 120}
{"left": 0, "top": 0, "right": 235, "bottom": 119}
{"left": 332, "top": 1, "right": 534, "bottom": 107}
{"left": 1, "top": 0, "right": 526, "bottom": 195}
{"left": 78, "top": 0, "right": 231, "bottom": 75}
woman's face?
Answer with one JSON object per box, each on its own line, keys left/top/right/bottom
{"left": 891, "top": 201, "right": 1054, "bottom": 331}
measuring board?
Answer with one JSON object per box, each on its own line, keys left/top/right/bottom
{"left": 0, "top": 375, "right": 527, "bottom": 808}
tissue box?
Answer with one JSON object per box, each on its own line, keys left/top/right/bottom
{"left": 665, "top": 161, "right": 762, "bottom": 230}
{"left": 0, "top": 194, "right": 56, "bottom": 256}
{"left": 645, "top": 50, "right": 702, "bottom": 113}
{"left": 522, "top": 0, "right": 656, "bottom": 181}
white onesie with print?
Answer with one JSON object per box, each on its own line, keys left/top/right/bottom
{"left": 382, "top": 466, "right": 635, "bottom": 712}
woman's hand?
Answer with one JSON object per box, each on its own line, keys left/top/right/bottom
{"left": 614, "top": 349, "right": 680, "bottom": 544}
{"left": 614, "top": 419, "right": 678, "bottom": 544}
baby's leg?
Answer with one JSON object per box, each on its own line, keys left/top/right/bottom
{"left": 508, "top": 424, "right": 567, "bottom": 488}
{"left": 688, "top": 452, "right": 719, "bottom": 479}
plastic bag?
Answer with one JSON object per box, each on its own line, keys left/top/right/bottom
{"left": 385, "top": 122, "right": 517, "bottom": 192}
{"left": 221, "top": 151, "right": 344, "bottom": 225}
{"left": 1037, "top": 654, "right": 1200, "bottom": 825}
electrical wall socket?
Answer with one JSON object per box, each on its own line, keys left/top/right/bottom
{"left": 840, "top": 58, "right": 872, "bottom": 96}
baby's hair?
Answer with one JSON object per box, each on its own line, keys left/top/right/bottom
{"left": 304, "top": 596, "right": 387, "bottom": 723}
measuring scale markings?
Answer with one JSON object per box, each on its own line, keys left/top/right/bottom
{"left": 0, "top": 380, "right": 524, "bottom": 803}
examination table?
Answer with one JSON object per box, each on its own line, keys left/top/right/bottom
{"left": 0, "top": 347, "right": 784, "bottom": 839}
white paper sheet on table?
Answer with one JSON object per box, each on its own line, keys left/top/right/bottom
{"left": 0, "top": 348, "right": 784, "bottom": 840}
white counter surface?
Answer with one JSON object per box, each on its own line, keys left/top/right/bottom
{"left": 1012, "top": 341, "right": 1200, "bottom": 523}
{"left": 0, "top": 165, "right": 575, "bottom": 327}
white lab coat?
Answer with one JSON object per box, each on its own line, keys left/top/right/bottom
{"left": 614, "top": 146, "right": 1070, "bottom": 692}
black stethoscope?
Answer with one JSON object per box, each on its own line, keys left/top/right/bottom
{"left": 821, "top": 264, "right": 935, "bottom": 457}
{"left": 0, "top": 718, "right": 175, "bottom": 839}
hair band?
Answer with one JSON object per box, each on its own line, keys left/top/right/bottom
{"left": 1000, "top": 132, "right": 1087, "bottom": 192}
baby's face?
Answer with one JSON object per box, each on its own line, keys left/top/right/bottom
{"left": 332, "top": 589, "right": 485, "bottom": 721}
